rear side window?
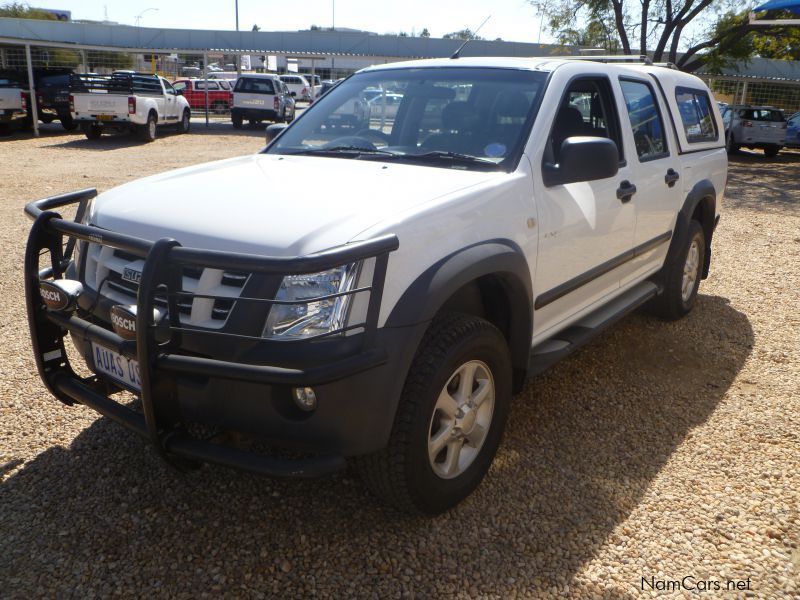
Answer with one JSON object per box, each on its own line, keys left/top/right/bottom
{"left": 195, "top": 80, "right": 220, "bottom": 91}
{"left": 738, "top": 108, "right": 784, "bottom": 122}
{"left": 235, "top": 78, "right": 275, "bottom": 94}
{"left": 675, "top": 87, "right": 717, "bottom": 143}
{"left": 620, "top": 79, "right": 668, "bottom": 161}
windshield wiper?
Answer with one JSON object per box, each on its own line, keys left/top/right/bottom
{"left": 405, "top": 150, "right": 498, "bottom": 166}
{"left": 287, "top": 145, "right": 398, "bottom": 157}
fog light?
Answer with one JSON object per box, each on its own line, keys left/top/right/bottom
{"left": 39, "top": 279, "right": 82, "bottom": 312}
{"left": 292, "top": 387, "right": 317, "bottom": 411}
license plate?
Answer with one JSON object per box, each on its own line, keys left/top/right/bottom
{"left": 91, "top": 342, "right": 141, "bottom": 392}
{"left": 97, "top": 114, "right": 114, "bottom": 122}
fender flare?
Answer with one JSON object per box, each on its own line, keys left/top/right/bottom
{"left": 385, "top": 240, "right": 533, "bottom": 378}
{"left": 667, "top": 179, "right": 717, "bottom": 278}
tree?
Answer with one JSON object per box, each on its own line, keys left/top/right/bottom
{"left": 420, "top": 28, "right": 431, "bottom": 38}
{"left": 443, "top": 29, "right": 483, "bottom": 40}
{"left": 530, "top": 0, "right": 789, "bottom": 71}
{"left": 0, "top": 2, "right": 57, "bottom": 20}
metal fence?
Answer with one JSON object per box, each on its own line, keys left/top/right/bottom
{"left": 700, "top": 75, "right": 800, "bottom": 115}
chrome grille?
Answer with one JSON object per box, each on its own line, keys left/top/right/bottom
{"left": 83, "top": 245, "right": 249, "bottom": 327}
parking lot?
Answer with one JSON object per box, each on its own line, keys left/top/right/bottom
{"left": 1, "top": 123, "right": 798, "bottom": 598}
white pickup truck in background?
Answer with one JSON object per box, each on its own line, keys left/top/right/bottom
{"left": 0, "top": 72, "right": 30, "bottom": 134}
{"left": 70, "top": 72, "right": 191, "bottom": 142}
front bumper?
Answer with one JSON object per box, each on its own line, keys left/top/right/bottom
{"left": 24, "top": 189, "right": 406, "bottom": 478}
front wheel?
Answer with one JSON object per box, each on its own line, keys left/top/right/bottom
{"left": 357, "top": 313, "right": 512, "bottom": 514}
{"left": 231, "top": 112, "right": 243, "bottom": 129}
{"left": 176, "top": 109, "right": 191, "bottom": 133}
{"left": 648, "top": 220, "right": 705, "bottom": 320}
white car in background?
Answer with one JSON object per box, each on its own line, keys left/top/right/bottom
{"left": 366, "top": 93, "right": 403, "bottom": 120}
{"left": 278, "top": 74, "right": 315, "bottom": 101}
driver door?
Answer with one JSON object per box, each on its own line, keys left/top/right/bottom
{"left": 533, "top": 76, "right": 636, "bottom": 338}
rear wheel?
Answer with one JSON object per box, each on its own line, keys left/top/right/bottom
{"left": 211, "top": 100, "right": 227, "bottom": 114}
{"left": 137, "top": 113, "right": 157, "bottom": 142}
{"left": 648, "top": 220, "right": 705, "bottom": 320}
{"left": 763, "top": 145, "right": 781, "bottom": 157}
{"left": 725, "top": 132, "right": 739, "bottom": 154}
{"left": 60, "top": 113, "right": 77, "bottom": 131}
{"left": 232, "top": 111, "right": 243, "bottom": 129}
{"left": 357, "top": 312, "right": 512, "bottom": 514}
{"left": 82, "top": 122, "right": 103, "bottom": 140}
{"left": 285, "top": 106, "right": 295, "bottom": 123}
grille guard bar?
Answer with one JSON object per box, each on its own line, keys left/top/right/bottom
{"left": 24, "top": 188, "right": 399, "bottom": 477}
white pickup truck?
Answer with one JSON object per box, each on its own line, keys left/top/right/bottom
{"left": 0, "top": 72, "right": 30, "bottom": 134}
{"left": 70, "top": 72, "right": 191, "bottom": 141}
{"left": 24, "top": 56, "right": 726, "bottom": 515}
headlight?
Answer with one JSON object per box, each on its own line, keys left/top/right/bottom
{"left": 263, "top": 262, "right": 361, "bottom": 340}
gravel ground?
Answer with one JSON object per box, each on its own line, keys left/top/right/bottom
{"left": 1, "top": 123, "right": 798, "bottom": 599}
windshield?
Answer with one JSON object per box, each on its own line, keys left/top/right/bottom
{"left": 266, "top": 67, "right": 548, "bottom": 171}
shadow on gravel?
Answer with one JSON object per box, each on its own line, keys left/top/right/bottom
{"left": 0, "top": 294, "right": 752, "bottom": 597}
{"left": 726, "top": 149, "right": 800, "bottom": 214}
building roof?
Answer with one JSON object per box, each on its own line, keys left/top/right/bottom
{"left": 696, "top": 57, "right": 800, "bottom": 82}
{"left": 0, "top": 17, "right": 576, "bottom": 59}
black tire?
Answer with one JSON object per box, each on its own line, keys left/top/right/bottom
{"left": 763, "top": 145, "right": 781, "bottom": 157}
{"left": 40, "top": 115, "right": 54, "bottom": 124}
{"left": 60, "top": 113, "right": 77, "bottom": 131}
{"left": 725, "top": 132, "right": 739, "bottom": 154}
{"left": 82, "top": 122, "right": 102, "bottom": 140}
{"left": 0, "top": 123, "right": 11, "bottom": 136}
{"left": 232, "top": 111, "right": 243, "bottom": 129}
{"left": 648, "top": 220, "right": 705, "bottom": 321}
{"left": 211, "top": 101, "right": 227, "bottom": 114}
{"left": 357, "top": 312, "right": 512, "bottom": 515}
{"left": 137, "top": 113, "right": 157, "bottom": 142}
{"left": 176, "top": 109, "right": 191, "bottom": 134}
{"left": 285, "top": 107, "right": 295, "bottom": 123}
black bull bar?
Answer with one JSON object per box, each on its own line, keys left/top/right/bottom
{"left": 24, "top": 188, "right": 399, "bottom": 477}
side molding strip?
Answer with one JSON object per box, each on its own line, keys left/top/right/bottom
{"left": 534, "top": 231, "right": 672, "bottom": 310}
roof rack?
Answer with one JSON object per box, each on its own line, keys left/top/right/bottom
{"left": 556, "top": 55, "right": 679, "bottom": 69}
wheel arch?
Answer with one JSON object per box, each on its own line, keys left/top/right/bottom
{"left": 668, "top": 179, "right": 716, "bottom": 279}
{"left": 385, "top": 240, "right": 533, "bottom": 392}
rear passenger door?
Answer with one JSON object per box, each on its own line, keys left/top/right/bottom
{"left": 615, "top": 77, "right": 682, "bottom": 285}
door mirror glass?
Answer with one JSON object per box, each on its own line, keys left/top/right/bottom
{"left": 543, "top": 137, "right": 619, "bottom": 186}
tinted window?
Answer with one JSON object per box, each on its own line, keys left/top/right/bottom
{"left": 738, "top": 109, "right": 784, "bottom": 122}
{"left": 675, "top": 87, "right": 717, "bottom": 142}
{"left": 235, "top": 78, "right": 275, "bottom": 94}
{"left": 195, "top": 80, "right": 220, "bottom": 90}
{"left": 549, "top": 78, "right": 624, "bottom": 162}
{"left": 620, "top": 79, "right": 667, "bottom": 160}
{"left": 39, "top": 73, "right": 70, "bottom": 87}
{"left": 267, "top": 67, "right": 547, "bottom": 172}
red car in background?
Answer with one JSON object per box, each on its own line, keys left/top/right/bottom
{"left": 172, "top": 79, "right": 233, "bottom": 113}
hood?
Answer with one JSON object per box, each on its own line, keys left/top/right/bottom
{"left": 92, "top": 153, "right": 500, "bottom": 256}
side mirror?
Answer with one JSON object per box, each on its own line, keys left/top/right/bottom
{"left": 265, "top": 123, "right": 288, "bottom": 144}
{"left": 542, "top": 137, "right": 619, "bottom": 187}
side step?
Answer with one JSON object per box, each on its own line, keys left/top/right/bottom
{"left": 528, "top": 280, "right": 662, "bottom": 378}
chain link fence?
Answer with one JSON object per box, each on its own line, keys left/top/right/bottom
{"left": 701, "top": 75, "right": 800, "bottom": 116}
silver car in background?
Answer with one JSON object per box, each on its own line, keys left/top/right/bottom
{"left": 722, "top": 105, "right": 787, "bottom": 157}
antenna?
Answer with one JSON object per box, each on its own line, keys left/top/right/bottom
{"left": 450, "top": 15, "right": 491, "bottom": 59}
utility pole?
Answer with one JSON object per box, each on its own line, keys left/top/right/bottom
{"left": 235, "top": 0, "right": 241, "bottom": 75}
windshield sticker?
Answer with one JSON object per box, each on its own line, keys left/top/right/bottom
{"left": 484, "top": 143, "right": 507, "bottom": 158}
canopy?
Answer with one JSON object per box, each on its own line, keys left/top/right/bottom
{"left": 753, "top": 0, "right": 800, "bottom": 14}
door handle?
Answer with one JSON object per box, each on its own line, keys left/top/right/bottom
{"left": 616, "top": 180, "right": 637, "bottom": 202}
{"left": 665, "top": 168, "right": 680, "bottom": 187}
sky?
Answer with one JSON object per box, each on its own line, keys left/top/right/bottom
{"left": 31, "top": 0, "right": 556, "bottom": 44}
